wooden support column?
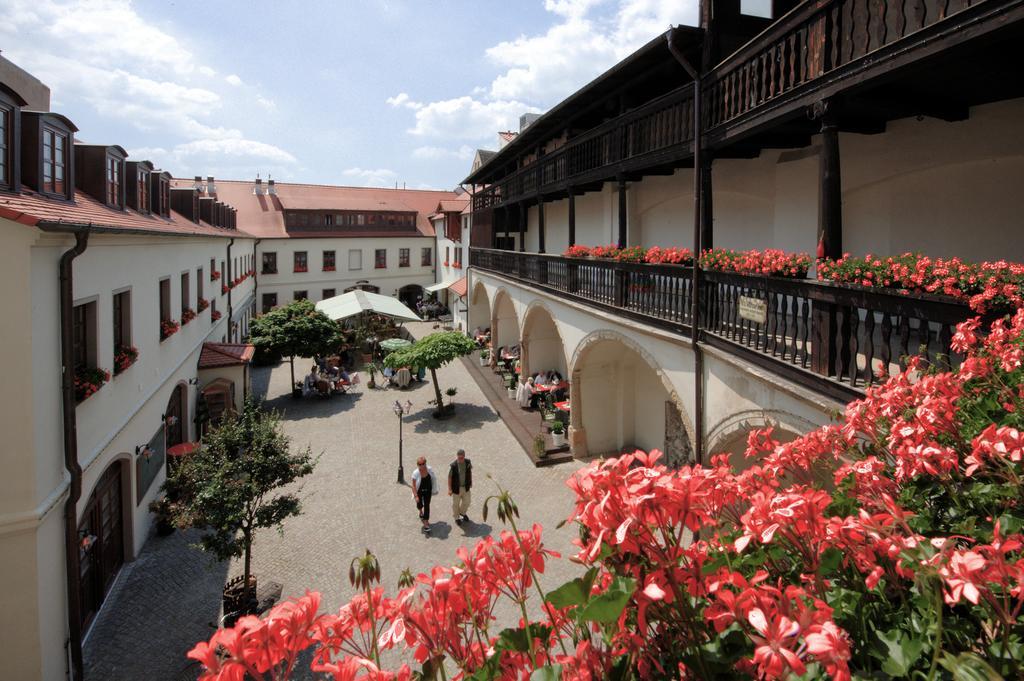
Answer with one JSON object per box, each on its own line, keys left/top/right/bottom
{"left": 699, "top": 156, "right": 714, "bottom": 251}
{"left": 617, "top": 177, "right": 627, "bottom": 248}
{"left": 812, "top": 102, "right": 843, "bottom": 376}
{"left": 518, "top": 203, "right": 525, "bottom": 252}
{"left": 503, "top": 206, "right": 511, "bottom": 248}
{"left": 567, "top": 187, "right": 576, "bottom": 247}
{"left": 537, "top": 195, "right": 546, "bottom": 253}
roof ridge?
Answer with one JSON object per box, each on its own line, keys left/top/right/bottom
{"left": 182, "top": 178, "right": 459, "bottom": 194}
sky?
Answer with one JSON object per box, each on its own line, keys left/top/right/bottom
{"left": 0, "top": 0, "right": 698, "bottom": 190}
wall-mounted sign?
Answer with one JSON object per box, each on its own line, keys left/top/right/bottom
{"left": 136, "top": 425, "right": 166, "bottom": 504}
{"left": 738, "top": 296, "right": 767, "bottom": 324}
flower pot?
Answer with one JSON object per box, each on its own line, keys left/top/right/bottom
{"left": 479, "top": 355, "right": 488, "bottom": 366}
{"left": 507, "top": 388, "right": 517, "bottom": 399}
{"left": 551, "top": 432, "right": 566, "bottom": 447}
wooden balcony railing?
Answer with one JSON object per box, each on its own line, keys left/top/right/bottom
{"left": 473, "top": 0, "right": 1008, "bottom": 212}
{"left": 470, "top": 248, "right": 973, "bottom": 401}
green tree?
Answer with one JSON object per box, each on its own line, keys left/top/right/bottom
{"left": 384, "top": 331, "right": 475, "bottom": 416}
{"left": 248, "top": 299, "right": 340, "bottom": 391}
{"left": 169, "top": 399, "right": 315, "bottom": 600}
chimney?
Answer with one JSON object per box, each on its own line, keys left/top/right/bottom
{"left": 253, "top": 175, "right": 263, "bottom": 195}
{"left": 520, "top": 112, "right": 541, "bottom": 133}
{"left": 194, "top": 175, "right": 204, "bottom": 192}
{"left": 206, "top": 175, "right": 216, "bottom": 196}
{"left": 267, "top": 177, "right": 276, "bottom": 195}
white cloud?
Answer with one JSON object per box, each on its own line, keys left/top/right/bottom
{"left": 341, "top": 167, "right": 399, "bottom": 188}
{"left": 0, "top": 0, "right": 295, "bottom": 177}
{"left": 386, "top": 92, "right": 422, "bottom": 110}
{"left": 413, "top": 145, "right": 475, "bottom": 161}
{"left": 407, "top": 96, "right": 537, "bottom": 141}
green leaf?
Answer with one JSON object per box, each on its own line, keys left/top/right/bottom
{"left": 466, "top": 654, "right": 501, "bottom": 681}
{"left": 817, "top": 547, "right": 843, "bottom": 576}
{"left": 938, "top": 652, "right": 1004, "bottom": 681}
{"left": 877, "top": 629, "right": 924, "bottom": 677}
{"left": 530, "top": 666, "right": 562, "bottom": 681}
{"left": 494, "top": 625, "right": 552, "bottom": 653}
{"left": 545, "top": 568, "right": 599, "bottom": 610}
{"left": 579, "top": 576, "right": 635, "bottom": 623}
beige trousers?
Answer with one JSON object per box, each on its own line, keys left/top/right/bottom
{"left": 452, "top": 489, "right": 471, "bottom": 517}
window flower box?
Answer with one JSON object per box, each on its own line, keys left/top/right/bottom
{"left": 443, "top": 261, "right": 449, "bottom": 267}
{"left": 74, "top": 366, "right": 111, "bottom": 402}
{"left": 197, "top": 297, "right": 210, "bottom": 313}
{"left": 211, "top": 310, "right": 222, "bottom": 322}
{"left": 323, "top": 266, "right": 336, "bottom": 272}
{"left": 294, "top": 266, "right": 308, "bottom": 273}
{"left": 113, "top": 346, "right": 138, "bottom": 375}
{"left": 160, "top": 319, "right": 180, "bottom": 341}
{"left": 700, "top": 248, "right": 810, "bottom": 279}
{"left": 453, "top": 262, "right": 462, "bottom": 269}
{"left": 211, "top": 271, "right": 221, "bottom": 281}
{"left": 221, "top": 284, "right": 229, "bottom": 295}
{"left": 181, "top": 308, "right": 197, "bottom": 325}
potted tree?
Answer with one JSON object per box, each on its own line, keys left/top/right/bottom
{"left": 550, "top": 420, "right": 566, "bottom": 447}
{"left": 383, "top": 331, "right": 475, "bottom": 418}
{"left": 248, "top": 300, "right": 340, "bottom": 398}
{"left": 479, "top": 348, "right": 490, "bottom": 367}
{"left": 168, "top": 399, "right": 316, "bottom": 621}
{"left": 507, "top": 374, "right": 518, "bottom": 400}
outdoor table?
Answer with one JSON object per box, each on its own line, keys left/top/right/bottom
{"left": 534, "top": 384, "right": 553, "bottom": 393}
{"left": 554, "top": 400, "right": 570, "bottom": 412}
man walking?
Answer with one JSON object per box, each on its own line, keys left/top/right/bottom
{"left": 411, "top": 456, "right": 438, "bottom": 535}
{"left": 448, "top": 449, "right": 472, "bottom": 525}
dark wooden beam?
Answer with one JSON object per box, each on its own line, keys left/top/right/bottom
{"left": 537, "top": 194, "right": 546, "bottom": 254}
{"left": 818, "top": 106, "right": 842, "bottom": 260}
{"left": 700, "top": 156, "right": 713, "bottom": 251}
{"left": 518, "top": 203, "right": 525, "bottom": 252}
{"left": 617, "top": 177, "right": 627, "bottom": 249}
{"left": 568, "top": 188, "right": 576, "bottom": 247}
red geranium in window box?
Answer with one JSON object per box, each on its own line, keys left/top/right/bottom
{"left": 211, "top": 310, "right": 222, "bottom": 322}
{"left": 443, "top": 261, "right": 449, "bottom": 267}
{"left": 294, "top": 265, "right": 308, "bottom": 273}
{"left": 211, "top": 271, "right": 221, "bottom": 281}
{"left": 160, "top": 319, "right": 180, "bottom": 341}
{"left": 74, "top": 366, "right": 111, "bottom": 402}
{"left": 181, "top": 308, "right": 197, "bottom": 325}
{"left": 699, "top": 247, "right": 811, "bottom": 279}
{"left": 221, "top": 284, "right": 229, "bottom": 295}
{"left": 113, "top": 346, "right": 138, "bottom": 375}
{"left": 323, "top": 265, "right": 336, "bottom": 272}
{"left": 197, "top": 297, "right": 210, "bottom": 313}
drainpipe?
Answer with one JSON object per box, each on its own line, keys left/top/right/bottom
{"left": 252, "top": 239, "right": 261, "bottom": 299}
{"left": 667, "top": 27, "right": 705, "bottom": 464}
{"left": 227, "top": 238, "right": 234, "bottom": 340}
{"left": 60, "top": 229, "right": 89, "bottom": 681}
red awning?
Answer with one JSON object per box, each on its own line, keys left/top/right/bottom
{"left": 167, "top": 442, "right": 199, "bottom": 457}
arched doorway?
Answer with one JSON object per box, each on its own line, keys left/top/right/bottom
{"left": 344, "top": 282, "right": 381, "bottom": 294}
{"left": 165, "top": 383, "right": 187, "bottom": 448}
{"left": 491, "top": 289, "right": 519, "bottom": 354}
{"left": 79, "top": 460, "right": 128, "bottom": 630}
{"left": 521, "top": 303, "right": 567, "bottom": 379}
{"left": 469, "top": 281, "right": 491, "bottom": 333}
{"left": 570, "top": 334, "right": 691, "bottom": 467}
{"left": 398, "top": 284, "right": 424, "bottom": 311}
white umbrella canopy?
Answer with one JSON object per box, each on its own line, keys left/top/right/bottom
{"left": 315, "top": 289, "right": 421, "bottom": 322}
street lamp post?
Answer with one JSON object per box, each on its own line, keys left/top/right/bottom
{"left": 393, "top": 400, "right": 412, "bottom": 484}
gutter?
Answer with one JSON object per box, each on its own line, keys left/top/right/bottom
{"left": 59, "top": 230, "right": 89, "bottom": 681}
{"left": 36, "top": 220, "right": 230, "bottom": 240}
{"left": 667, "top": 26, "right": 706, "bottom": 465}
{"left": 252, "top": 239, "right": 261, "bottom": 301}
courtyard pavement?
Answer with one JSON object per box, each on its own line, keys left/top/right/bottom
{"left": 83, "top": 322, "right": 584, "bottom": 680}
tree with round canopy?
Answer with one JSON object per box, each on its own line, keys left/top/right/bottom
{"left": 383, "top": 331, "right": 475, "bottom": 417}
{"left": 248, "top": 299, "right": 341, "bottom": 392}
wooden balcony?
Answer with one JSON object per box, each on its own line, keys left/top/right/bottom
{"left": 470, "top": 248, "right": 972, "bottom": 402}
{"left": 472, "top": 0, "right": 1024, "bottom": 213}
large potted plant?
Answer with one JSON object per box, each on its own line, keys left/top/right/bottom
{"left": 479, "top": 348, "right": 490, "bottom": 367}
{"left": 168, "top": 399, "right": 316, "bottom": 621}
{"left": 507, "top": 374, "right": 518, "bottom": 400}
{"left": 550, "top": 420, "right": 566, "bottom": 447}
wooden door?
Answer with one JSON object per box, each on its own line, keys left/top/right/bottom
{"left": 79, "top": 463, "right": 124, "bottom": 630}
{"left": 166, "top": 384, "right": 185, "bottom": 447}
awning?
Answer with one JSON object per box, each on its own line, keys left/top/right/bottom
{"left": 426, "top": 279, "right": 457, "bottom": 293}
{"left": 315, "top": 289, "right": 421, "bottom": 322}
{"left": 167, "top": 442, "right": 199, "bottom": 457}
{"left": 448, "top": 276, "right": 467, "bottom": 298}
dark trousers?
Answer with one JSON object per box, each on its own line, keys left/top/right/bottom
{"left": 417, "top": 491, "right": 432, "bottom": 522}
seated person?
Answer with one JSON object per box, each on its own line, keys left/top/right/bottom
{"left": 303, "top": 366, "right": 319, "bottom": 397}
{"left": 395, "top": 366, "right": 412, "bottom": 388}
{"left": 338, "top": 367, "right": 352, "bottom": 384}
{"left": 550, "top": 370, "right": 563, "bottom": 383}
{"left": 516, "top": 376, "right": 532, "bottom": 408}
{"left": 523, "top": 377, "right": 543, "bottom": 409}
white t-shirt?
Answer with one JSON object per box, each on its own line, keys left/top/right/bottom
{"left": 411, "top": 466, "right": 438, "bottom": 495}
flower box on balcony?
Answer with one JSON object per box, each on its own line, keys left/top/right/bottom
{"left": 211, "top": 310, "right": 222, "bottom": 322}
{"left": 211, "top": 271, "right": 221, "bottom": 281}
{"left": 160, "top": 319, "right": 180, "bottom": 341}
{"left": 198, "top": 297, "right": 210, "bottom": 313}
{"left": 181, "top": 308, "right": 197, "bottom": 325}
{"left": 74, "top": 366, "right": 111, "bottom": 403}
{"left": 113, "top": 346, "right": 138, "bottom": 375}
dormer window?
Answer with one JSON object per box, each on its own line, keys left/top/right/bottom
{"left": 106, "top": 154, "right": 122, "bottom": 207}
{"left": 126, "top": 161, "right": 152, "bottom": 214}
{"left": 43, "top": 127, "right": 67, "bottom": 195}
{"left": 150, "top": 171, "right": 171, "bottom": 217}
{"left": 137, "top": 170, "right": 149, "bottom": 211}
{"left": 0, "top": 106, "right": 10, "bottom": 188}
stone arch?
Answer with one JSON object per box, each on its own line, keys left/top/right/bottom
{"left": 490, "top": 287, "right": 520, "bottom": 355}
{"left": 519, "top": 300, "right": 568, "bottom": 379}
{"left": 468, "top": 279, "right": 491, "bottom": 333}
{"left": 706, "top": 409, "right": 815, "bottom": 470}
{"left": 568, "top": 329, "right": 693, "bottom": 467}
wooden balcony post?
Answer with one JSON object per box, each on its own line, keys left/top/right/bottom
{"left": 617, "top": 177, "right": 627, "bottom": 248}
{"left": 537, "top": 195, "right": 546, "bottom": 253}
{"left": 700, "top": 155, "right": 714, "bottom": 250}
{"left": 518, "top": 203, "right": 526, "bottom": 252}
{"left": 567, "top": 187, "right": 576, "bottom": 247}
{"left": 504, "top": 206, "right": 511, "bottom": 248}
{"left": 811, "top": 101, "right": 843, "bottom": 377}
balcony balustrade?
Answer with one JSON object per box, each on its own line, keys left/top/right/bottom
{"left": 473, "top": 0, "right": 1014, "bottom": 213}
{"left": 470, "top": 247, "right": 972, "bottom": 401}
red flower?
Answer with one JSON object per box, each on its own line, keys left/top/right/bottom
{"left": 160, "top": 319, "right": 180, "bottom": 340}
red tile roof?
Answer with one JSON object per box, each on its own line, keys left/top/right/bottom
{"left": 437, "top": 199, "right": 470, "bottom": 213}
{"left": 198, "top": 342, "right": 255, "bottom": 369}
{"left": 194, "top": 179, "right": 461, "bottom": 239}
{"left": 449, "top": 276, "right": 467, "bottom": 298}
{"left": 0, "top": 187, "right": 239, "bottom": 237}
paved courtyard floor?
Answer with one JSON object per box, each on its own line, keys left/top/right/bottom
{"left": 83, "top": 322, "right": 583, "bottom": 680}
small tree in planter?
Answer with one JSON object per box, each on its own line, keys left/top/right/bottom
{"left": 550, "top": 420, "right": 566, "bottom": 447}
{"left": 169, "top": 399, "right": 315, "bottom": 615}
{"left": 248, "top": 299, "right": 340, "bottom": 397}
{"left": 384, "top": 331, "right": 474, "bottom": 418}
{"left": 445, "top": 386, "right": 457, "bottom": 407}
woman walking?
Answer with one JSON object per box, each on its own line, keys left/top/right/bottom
{"left": 410, "top": 456, "right": 438, "bottom": 535}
